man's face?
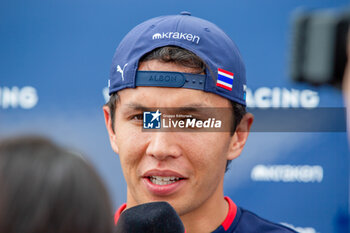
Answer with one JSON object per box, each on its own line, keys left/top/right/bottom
{"left": 104, "top": 60, "right": 252, "bottom": 216}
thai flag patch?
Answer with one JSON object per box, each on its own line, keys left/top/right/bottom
{"left": 216, "top": 68, "right": 234, "bottom": 91}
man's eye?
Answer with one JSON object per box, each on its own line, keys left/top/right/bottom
{"left": 179, "top": 117, "right": 201, "bottom": 121}
{"left": 131, "top": 114, "right": 143, "bottom": 121}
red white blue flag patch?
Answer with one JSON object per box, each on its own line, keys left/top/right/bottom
{"left": 216, "top": 68, "right": 234, "bottom": 91}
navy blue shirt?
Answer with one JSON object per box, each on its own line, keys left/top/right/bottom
{"left": 115, "top": 197, "right": 297, "bottom": 233}
{"left": 212, "top": 197, "right": 297, "bottom": 233}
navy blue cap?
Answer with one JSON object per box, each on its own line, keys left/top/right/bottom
{"left": 109, "top": 12, "right": 247, "bottom": 105}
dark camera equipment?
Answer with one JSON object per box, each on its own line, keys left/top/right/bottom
{"left": 290, "top": 8, "right": 350, "bottom": 88}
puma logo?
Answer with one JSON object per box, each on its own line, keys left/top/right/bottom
{"left": 117, "top": 63, "right": 128, "bottom": 81}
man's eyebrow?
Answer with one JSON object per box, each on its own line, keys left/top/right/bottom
{"left": 179, "top": 103, "right": 208, "bottom": 109}
{"left": 124, "top": 103, "right": 153, "bottom": 112}
{"left": 172, "top": 103, "right": 211, "bottom": 114}
{"left": 181, "top": 103, "right": 207, "bottom": 108}
{"left": 123, "top": 103, "right": 211, "bottom": 113}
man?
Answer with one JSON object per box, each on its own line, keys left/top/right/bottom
{"left": 103, "top": 12, "right": 296, "bottom": 233}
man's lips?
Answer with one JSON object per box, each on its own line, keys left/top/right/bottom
{"left": 142, "top": 169, "right": 188, "bottom": 196}
{"left": 142, "top": 169, "right": 187, "bottom": 179}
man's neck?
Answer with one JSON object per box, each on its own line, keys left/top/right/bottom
{"left": 180, "top": 192, "right": 229, "bottom": 233}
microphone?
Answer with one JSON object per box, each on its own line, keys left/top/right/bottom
{"left": 115, "top": 202, "right": 185, "bottom": 233}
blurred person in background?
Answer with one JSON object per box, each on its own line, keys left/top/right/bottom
{"left": 0, "top": 136, "right": 114, "bottom": 233}
{"left": 343, "top": 36, "right": 350, "bottom": 132}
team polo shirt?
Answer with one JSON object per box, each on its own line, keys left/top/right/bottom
{"left": 114, "top": 197, "right": 296, "bottom": 233}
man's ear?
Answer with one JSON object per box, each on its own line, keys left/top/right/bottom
{"left": 103, "top": 105, "right": 119, "bottom": 154}
{"left": 227, "top": 113, "right": 254, "bottom": 160}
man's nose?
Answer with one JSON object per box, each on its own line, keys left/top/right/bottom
{"left": 145, "top": 132, "right": 182, "bottom": 161}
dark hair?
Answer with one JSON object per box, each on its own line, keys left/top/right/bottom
{"left": 106, "top": 46, "right": 246, "bottom": 171}
{"left": 0, "top": 136, "right": 114, "bottom": 233}
{"left": 140, "top": 46, "right": 206, "bottom": 74}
